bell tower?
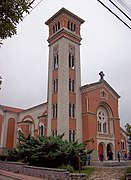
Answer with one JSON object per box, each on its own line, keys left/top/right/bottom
{"left": 45, "top": 8, "right": 84, "bottom": 141}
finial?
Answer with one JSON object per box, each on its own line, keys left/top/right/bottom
{"left": 99, "top": 71, "right": 105, "bottom": 81}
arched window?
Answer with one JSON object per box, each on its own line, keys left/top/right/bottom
{"left": 58, "top": 21, "right": 60, "bottom": 30}
{"left": 69, "top": 79, "right": 75, "bottom": 92}
{"left": 97, "top": 109, "right": 108, "bottom": 134}
{"left": 98, "top": 121, "right": 101, "bottom": 132}
{"left": 69, "top": 54, "right": 75, "bottom": 69}
{"left": 52, "top": 129, "right": 57, "bottom": 137}
{"left": 67, "top": 21, "right": 76, "bottom": 33}
{"left": 72, "top": 130, "right": 75, "bottom": 142}
{"left": 69, "top": 130, "right": 71, "bottom": 141}
{"left": 73, "top": 24, "right": 76, "bottom": 32}
{"left": 69, "top": 103, "right": 75, "bottom": 118}
{"left": 68, "top": 21, "right": 70, "bottom": 29}
{"left": 39, "top": 124, "right": 44, "bottom": 136}
{"left": 69, "top": 130, "right": 75, "bottom": 142}
{"left": 53, "top": 25, "right": 55, "bottom": 33}
{"left": 103, "top": 122, "right": 107, "bottom": 133}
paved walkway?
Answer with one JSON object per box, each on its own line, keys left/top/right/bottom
{"left": 88, "top": 167, "right": 127, "bottom": 180}
{"left": 0, "top": 170, "right": 47, "bottom": 180}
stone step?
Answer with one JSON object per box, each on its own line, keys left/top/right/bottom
{"left": 90, "top": 160, "right": 131, "bottom": 167}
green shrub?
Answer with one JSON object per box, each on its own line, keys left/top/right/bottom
{"left": 0, "top": 154, "right": 8, "bottom": 161}
{"left": 126, "top": 167, "right": 131, "bottom": 173}
{"left": 59, "top": 164, "right": 74, "bottom": 173}
{"left": 8, "top": 131, "right": 93, "bottom": 170}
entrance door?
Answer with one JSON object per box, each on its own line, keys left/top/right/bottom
{"left": 107, "top": 143, "right": 113, "bottom": 160}
{"left": 98, "top": 143, "right": 104, "bottom": 160}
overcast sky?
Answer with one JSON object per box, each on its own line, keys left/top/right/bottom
{"left": 0, "top": 0, "right": 131, "bottom": 128}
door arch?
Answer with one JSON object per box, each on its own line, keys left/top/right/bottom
{"left": 6, "top": 118, "right": 15, "bottom": 149}
{"left": 98, "top": 143, "right": 104, "bottom": 160}
{"left": 107, "top": 143, "right": 113, "bottom": 160}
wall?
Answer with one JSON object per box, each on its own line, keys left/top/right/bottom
{"left": 0, "top": 162, "right": 86, "bottom": 180}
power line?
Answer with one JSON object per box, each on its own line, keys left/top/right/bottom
{"left": 23, "top": 0, "right": 44, "bottom": 20}
{"left": 109, "top": 0, "right": 131, "bottom": 20}
{"left": 116, "top": 0, "right": 131, "bottom": 15}
{"left": 97, "top": 0, "right": 131, "bottom": 29}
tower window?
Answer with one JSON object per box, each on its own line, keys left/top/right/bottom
{"left": 68, "top": 21, "right": 70, "bottom": 29}
{"left": 53, "top": 79, "right": 58, "bottom": 92}
{"left": 53, "top": 21, "right": 60, "bottom": 34}
{"left": 58, "top": 21, "right": 60, "bottom": 30}
{"left": 53, "top": 25, "right": 55, "bottom": 33}
{"left": 69, "top": 130, "right": 71, "bottom": 141}
{"left": 69, "top": 79, "right": 75, "bottom": 92}
{"left": 55, "top": 24, "right": 58, "bottom": 31}
{"left": 69, "top": 45, "right": 75, "bottom": 69}
{"left": 67, "top": 21, "right": 76, "bottom": 33}
{"left": 69, "top": 54, "right": 75, "bottom": 69}
{"left": 52, "top": 104, "right": 57, "bottom": 118}
{"left": 53, "top": 46, "right": 59, "bottom": 69}
{"left": 69, "top": 130, "right": 76, "bottom": 142}
{"left": 54, "top": 55, "right": 59, "bottom": 69}
{"left": 72, "top": 130, "right": 75, "bottom": 142}
{"left": 74, "top": 24, "right": 76, "bottom": 32}
{"left": 69, "top": 103, "right": 75, "bottom": 118}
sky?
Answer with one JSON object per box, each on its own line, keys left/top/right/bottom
{"left": 0, "top": 0, "right": 131, "bottom": 128}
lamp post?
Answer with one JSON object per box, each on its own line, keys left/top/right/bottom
{"left": 0, "top": 76, "right": 2, "bottom": 89}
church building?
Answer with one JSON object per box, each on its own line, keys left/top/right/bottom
{"left": 0, "top": 8, "right": 128, "bottom": 160}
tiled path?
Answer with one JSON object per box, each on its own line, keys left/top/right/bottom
{"left": 88, "top": 167, "right": 127, "bottom": 180}
{"left": 0, "top": 170, "right": 47, "bottom": 180}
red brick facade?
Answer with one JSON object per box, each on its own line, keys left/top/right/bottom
{"left": 0, "top": 8, "right": 128, "bottom": 160}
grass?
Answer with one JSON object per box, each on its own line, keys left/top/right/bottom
{"left": 73, "top": 166, "right": 95, "bottom": 178}
{"left": 120, "top": 167, "right": 131, "bottom": 180}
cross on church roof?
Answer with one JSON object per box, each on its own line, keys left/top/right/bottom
{"left": 99, "top": 71, "right": 105, "bottom": 81}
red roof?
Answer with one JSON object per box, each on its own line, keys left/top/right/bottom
{"left": 2, "top": 105, "right": 24, "bottom": 113}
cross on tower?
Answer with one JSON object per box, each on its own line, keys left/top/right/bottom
{"left": 99, "top": 71, "right": 105, "bottom": 81}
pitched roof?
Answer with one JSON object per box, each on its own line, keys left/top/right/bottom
{"left": 80, "top": 80, "right": 120, "bottom": 98}
{"left": 1, "top": 105, "right": 24, "bottom": 113}
{"left": 45, "top": 7, "right": 85, "bottom": 25}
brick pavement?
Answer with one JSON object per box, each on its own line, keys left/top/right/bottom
{"left": 88, "top": 167, "right": 127, "bottom": 180}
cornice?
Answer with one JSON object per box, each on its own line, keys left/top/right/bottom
{"left": 48, "top": 27, "right": 82, "bottom": 45}
{"left": 80, "top": 80, "right": 120, "bottom": 100}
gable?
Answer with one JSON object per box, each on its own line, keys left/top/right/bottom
{"left": 0, "top": 105, "right": 6, "bottom": 115}
{"left": 80, "top": 80, "right": 120, "bottom": 101}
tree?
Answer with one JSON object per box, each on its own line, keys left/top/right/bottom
{"left": 0, "top": 0, "right": 34, "bottom": 41}
{"left": 8, "top": 131, "right": 93, "bottom": 170}
{"left": 125, "top": 123, "right": 131, "bottom": 140}
{"left": 125, "top": 123, "right": 131, "bottom": 153}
